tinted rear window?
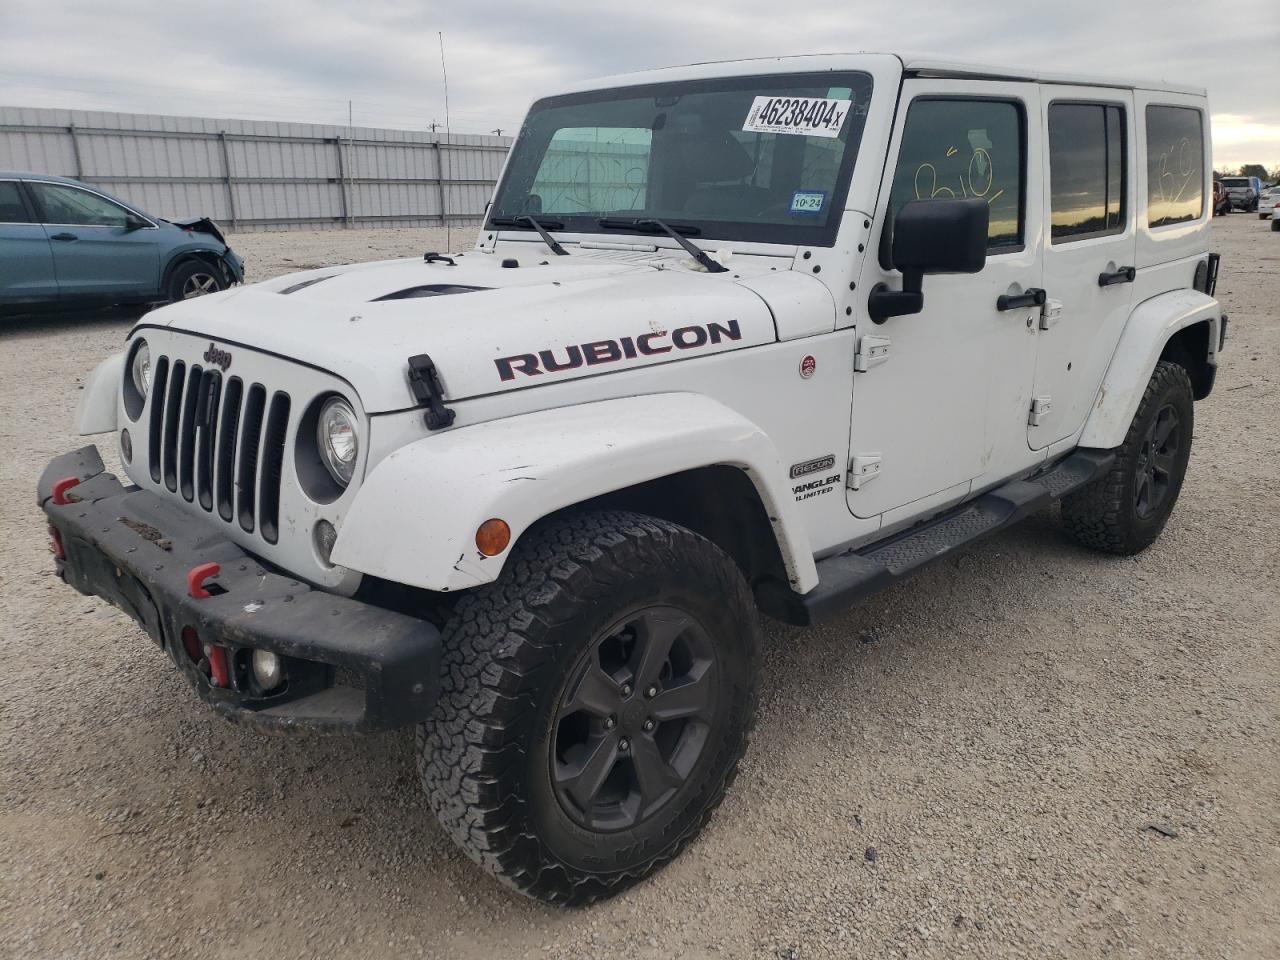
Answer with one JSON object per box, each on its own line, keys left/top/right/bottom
{"left": 1048, "top": 102, "right": 1126, "bottom": 242}
{"left": 1146, "top": 106, "right": 1205, "bottom": 227}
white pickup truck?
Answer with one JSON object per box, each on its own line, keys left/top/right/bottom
{"left": 41, "top": 53, "right": 1225, "bottom": 904}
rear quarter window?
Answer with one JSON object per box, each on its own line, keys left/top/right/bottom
{"left": 1145, "top": 105, "right": 1205, "bottom": 228}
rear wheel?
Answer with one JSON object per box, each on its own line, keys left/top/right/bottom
{"left": 418, "top": 511, "right": 759, "bottom": 904}
{"left": 167, "top": 260, "right": 223, "bottom": 302}
{"left": 1062, "top": 361, "right": 1194, "bottom": 555}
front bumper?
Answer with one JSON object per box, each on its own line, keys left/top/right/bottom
{"left": 38, "top": 446, "right": 441, "bottom": 733}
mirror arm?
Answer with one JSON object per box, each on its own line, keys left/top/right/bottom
{"left": 867, "top": 269, "right": 924, "bottom": 324}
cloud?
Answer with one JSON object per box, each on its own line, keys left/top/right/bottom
{"left": 1, "top": 0, "right": 1276, "bottom": 167}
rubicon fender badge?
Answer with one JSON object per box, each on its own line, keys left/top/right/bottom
{"left": 799, "top": 355, "right": 817, "bottom": 379}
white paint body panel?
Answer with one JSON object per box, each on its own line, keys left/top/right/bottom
{"left": 335, "top": 393, "right": 819, "bottom": 593}
{"left": 77, "top": 352, "right": 124, "bottom": 435}
{"left": 1079, "top": 289, "right": 1219, "bottom": 449}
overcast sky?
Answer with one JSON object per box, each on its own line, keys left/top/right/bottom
{"left": 2, "top": 0, "right": 1276, "bottom": 170}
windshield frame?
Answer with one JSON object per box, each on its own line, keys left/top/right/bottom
{"left": 486, "top": 70, "right": 874, "bottom": 248}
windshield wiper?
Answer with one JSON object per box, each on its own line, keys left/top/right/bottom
{"left": 596, "top": 217, "right": 728, "bottom": 273}
{"left": 489, "top": 215, "right": 569, "bottom": 256}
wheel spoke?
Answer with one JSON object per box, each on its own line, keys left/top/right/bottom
{"left": 1153, "top": 409, "right": 1178, "bottom": 448}
{"left": 631, "top": 610, "right": 688, "bottom": 689}
{"left": 1136, "top": 472, "right": 1152, "bottom": 513}
{"left": 650, "top": 663, "right": 714, "bottom": 721}
{"left": 1153, "top": 450, "right": 1176, "bottom": 479}
{"left": 565, "top": 663, "right": 620, "bottom": 718}
{"left": 556, "top": 733, "right": 619, "bottom": 810}
{"left": 630, "top": 735, "right": 682, "bottom": 808}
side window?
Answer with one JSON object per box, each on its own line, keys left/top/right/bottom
{"left": 29, "top": 183, "right": 132, "bottom": 227}
{"left": 1145, "top": 106, "right": 1204, "bottom": 228}
{"left": 1048, "top": 103, "right": 1126, "bottom": 242}
{"left": 888, "top": 98, "right": 1024, "bottom": 250}
{"left": 0, "top": 182, "right": 33, "bottom": 223}
{"left": 530, "top": 127, "right": 652, "bottom": 214}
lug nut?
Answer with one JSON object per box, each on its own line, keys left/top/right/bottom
{"left": 621, "top": 683, "right": 633, "bottom": 697}
{"left": 645, "top": 685, "right": 658, "bottom": 698}
{"left": 619, "top": 738, "right": 630, "bottom": 752}
{"left": 643, "top": 719, "right": 655, "bottom": 732}
{"left": 604, "top": 716, "right": 616, "bottom": 730}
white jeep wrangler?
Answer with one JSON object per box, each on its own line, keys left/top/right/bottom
{"left": 41, "top": 54, "right": 1225, "bottom": 904}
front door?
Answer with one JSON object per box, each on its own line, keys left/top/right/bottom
{"left": 849, "top": 80, "right": 1044, "bottom": 520}
{"left": 0, "top": 179, "right": 57, "bottom": 305}
{"left": 26, "top": 181, "right": 160, "bottom": 300}
{"left": 1030, "top": 87, "right": 1138, "bottom": 448}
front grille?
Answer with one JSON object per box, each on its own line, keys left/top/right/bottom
{"left": 147, "top": 356, "right": 291, "bottom": 545}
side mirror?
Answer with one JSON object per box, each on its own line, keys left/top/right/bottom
{"left": 123, "top": 213, "right": 149, "bottom": 231}
{"left": 868, "top": 198, "right": 989, "bottom": 322}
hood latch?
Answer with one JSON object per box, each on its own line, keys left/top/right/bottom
{"left": 407, "top": 354, "right": 456, "bottom": 430}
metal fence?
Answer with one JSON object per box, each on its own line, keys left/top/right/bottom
{"left": 0, "top": 106, "right": 512, "bottom": 232}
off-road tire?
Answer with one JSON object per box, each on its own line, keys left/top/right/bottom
{"left": 417, "top": 510, "right": 760, "bottom": 905}
{"left": 1271, "top": 218, "right": 1279, "bottom": 232}
{"left": 166, "top": 260, "right": 224, "bottom": 302}
{"left": 1063, "top": 360, "right": 1194, "bottom": 555}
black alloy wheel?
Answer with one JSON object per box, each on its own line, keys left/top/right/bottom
{"left": 1134, "top": 403, "right": 1181, "bottom": 520}
{"left": 551, "top": 605, "right": 718, "bottom": 832}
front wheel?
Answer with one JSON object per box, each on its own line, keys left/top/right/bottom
{"left": 167, "top": 260, "right": 224, "bottom": 302}
{"left": 418, "top": 511, "right": 760, "bottom": 904}
{"left": 1062, "top": 361, "right": 1194, "bottom": 555}
{"left": 1272, "top": 219, "right": 1280, "bottom": 232}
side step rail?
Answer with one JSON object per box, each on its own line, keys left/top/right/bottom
{"left": 763, "top": 449, "right": 1115, "bottom": 626}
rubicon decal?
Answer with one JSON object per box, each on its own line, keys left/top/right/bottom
{"left": 203, "top": 342, "right": 232, "bottom": 371}
{"left": 495, "top": 320, "right": 742, "bottom": 382}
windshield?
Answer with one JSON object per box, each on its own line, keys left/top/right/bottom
{"left": 488, "top": 71, "right": 874, "bottom": 246}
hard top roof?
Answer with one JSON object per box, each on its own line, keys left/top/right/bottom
{"left": 549, "top": 53, "right": 1207, "bottom": 99}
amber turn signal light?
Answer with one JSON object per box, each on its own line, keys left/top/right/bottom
{"left": 475, "top": 518, "right": 511, "bottom": 557}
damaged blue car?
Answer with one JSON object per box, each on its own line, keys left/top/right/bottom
{"left": 0, "top": 172, "right": 244, "bottom": 314}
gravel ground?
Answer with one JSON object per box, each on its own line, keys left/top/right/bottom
{"left": 1, "top": 217, "right": 1277, "bottom": 960}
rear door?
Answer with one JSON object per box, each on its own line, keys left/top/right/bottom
{"left": 0, "top": 179, "right": 58, "bottom": 305}
{"left": 1030, "top": 88, "right": 1137, "bottom": 448}
{"left": 26, "top": 181, "right": 160, "bottom": 300}
{"left": 849, "top": 79, "right": 1044, "bottom": 520}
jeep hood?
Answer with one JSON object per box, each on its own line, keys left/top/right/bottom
{"left": 143, "top": 251, "right": 784, "bottom": 413}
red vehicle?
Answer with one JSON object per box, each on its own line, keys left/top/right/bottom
{"left": 1213, "top": 180, "right": 1232, "bottom": 216}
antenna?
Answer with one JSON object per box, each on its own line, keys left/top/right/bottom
{"left": 439, "top": 31, "right": 452, "bottom": 252}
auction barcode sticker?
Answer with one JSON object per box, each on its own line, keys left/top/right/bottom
{"left": 743, "top": 96, "right": 851, "bottom": 138}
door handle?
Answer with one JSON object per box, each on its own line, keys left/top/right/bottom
{"left": 50, "top": 232, "right": 78, "bottom": 242}
{"left": 1098, "top": 266, "right": 1136, "bottom": 287}
{"left": 996, "top": 287, "right": 1046, "bottom": 311}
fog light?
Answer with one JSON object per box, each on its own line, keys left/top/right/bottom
{"left": 314, "top": 519, "right": 338, "bottom": 566}
{"left": 251, "top": 649, "right": 284, "bottom": 692}
{"left": 120, "top": 428, "right": 132, "bottom": 463}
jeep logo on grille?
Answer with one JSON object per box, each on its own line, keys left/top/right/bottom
{"left": 203, "top": 343, "right": 232, "bottom": 371}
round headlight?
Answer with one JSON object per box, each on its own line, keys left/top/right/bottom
{"left": 130, "top": 340, "right": 151, "bottom": 397}
{"left": 317, "top": 397, "right": 358, "bottom": 485}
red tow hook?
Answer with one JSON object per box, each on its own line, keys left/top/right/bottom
{"left": 51, "top": 476, "right": 82, "bottom": 505}
{"left": 204, "top": 643, "right": 230, "bottom": 687}
{"left": 186, "top": 562, "right": 221, "bottom": 599}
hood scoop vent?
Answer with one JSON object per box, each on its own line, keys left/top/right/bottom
{"left": 279, "top": 275, "right": 334, "bottom": 295}
{"left": 372, "top": 284, "right": 489, "bottom": 301}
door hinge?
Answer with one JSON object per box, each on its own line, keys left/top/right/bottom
{"left": 854, "top": 335, "right": 891, "bottom": 372}
{"left": 1028, "top": 396, "right": 1053, "bottom": 426}
{"left": 847, "top": 454, "right": 882, "bottom": 490}
{"left": 1039, "top": 299, "right": 1063, "bottom": 331}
